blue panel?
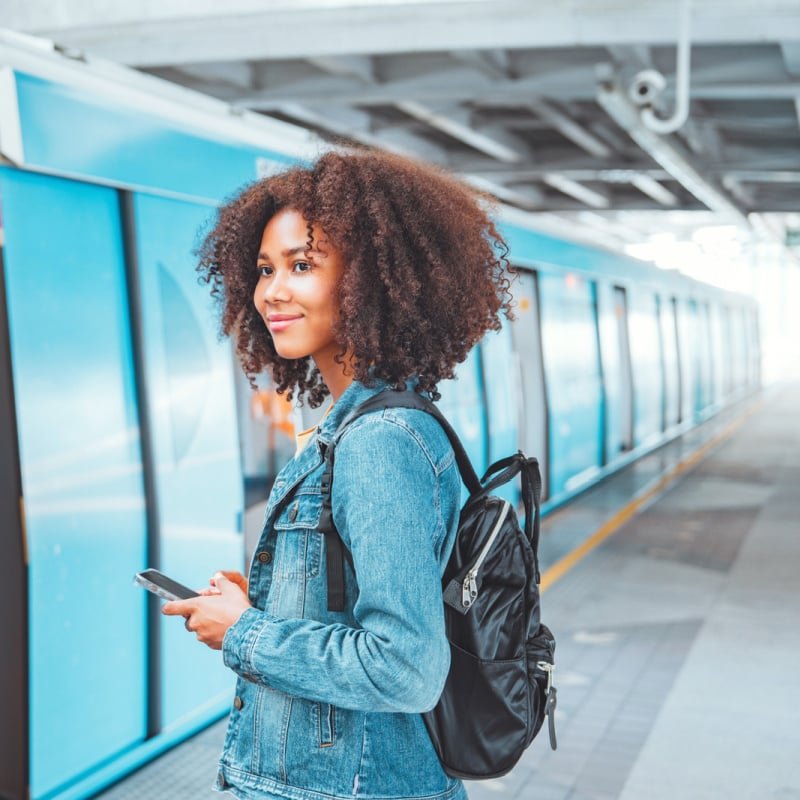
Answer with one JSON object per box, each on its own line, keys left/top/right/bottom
{"left": 628, "top": 290, "right": 663, "bottom": 446}
{"left": 132, "top": 194, "right": 244, "bottom": 728}
{"left": 0, "top": 168, "right": 147, "bottom": 799}
{"left": 538, "top": 273, "right": 603, "bottom": 497}
{"left": 15, "top": 73, "right": 296, "bottom": 202}
{"left": 480, "top": 323, "right": 519, "bottom": 505}
{"left": 437, "top": 348, "right": 487, "bottom": 502}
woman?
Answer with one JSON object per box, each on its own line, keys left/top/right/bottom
{"left": 161, "top": 149, "right": 513, "bottom": 800}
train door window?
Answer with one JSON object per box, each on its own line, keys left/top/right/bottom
{"left": 538, "top": 272, "right": 603, "bottom": 497}
{"left": 613, "top": 286, "right": 634, "bottom": 452}
{"left": 508, "top": 270, "right": 549, "bottom": 498}
{"left": 658, "top": 294, "right": 680, "bottom": 430}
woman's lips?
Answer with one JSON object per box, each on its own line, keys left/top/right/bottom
{"left": 268, "top": 315, "right": 302, "bottom": 332}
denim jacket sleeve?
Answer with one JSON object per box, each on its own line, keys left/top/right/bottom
{"left": 221, "top": 413, "right": 453, "bottom": 714}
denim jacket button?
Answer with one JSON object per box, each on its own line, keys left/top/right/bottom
{"left": 257, "top": 550, "right": 272, "bottom": 564}
{"left": 233, "top": 695, "right": 244, "bottom": 710}
{"left": 288, "top": 501, "right": 299, "bottom": 522}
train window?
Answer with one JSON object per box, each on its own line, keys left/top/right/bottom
{"left": 701, "top": 301, "right": 715, "bottom": 409}
{"left": 437, "top": 345, "right": 488, "bottom": 502}
{"left": 507, "top": 270, "right": 549, "bottom": 498}
{"left": 596, "top": 284, "right": 632, "bottom": 461}
{"left": 715, "top": 305, "right": 731, "bottom": 400}
{"left": 628, "top": 291, "right": 663, "bottom": 446}
{"left": 670, "top": 297, "right": 683, "bottom": 425}
{"left": 538, "top": 272, "right": 603, "bottom": 497}
{"left": 658, "top": 295, "right": 680, "bottom": 430}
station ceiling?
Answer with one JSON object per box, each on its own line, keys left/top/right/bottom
{"left": 7, "top": 0, "right": 800, "bottom": 249}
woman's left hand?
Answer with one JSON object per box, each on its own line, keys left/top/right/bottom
{"left": 161, "top": 573, "right": 253, "bottom": 650}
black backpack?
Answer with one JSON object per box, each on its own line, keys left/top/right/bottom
{"left": 315, "top": 387, "right": 558, "bottom": 779}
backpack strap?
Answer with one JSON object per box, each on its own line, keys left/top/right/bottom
{"left": 479, "top": 453, "right": 543, "bottom": 583}
{"left": 317, "top": 387, "right": 543, "bottom": 609}
{"left": 317, "top": 387, "right": 481, "bottom": 611}
{"left": 348, "top": 389, "right": 483, "bottom": 495}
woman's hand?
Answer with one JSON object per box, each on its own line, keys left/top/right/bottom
{"left": 199, "top": 570, "right": 248, "bottom": 596}
{"left": 161, "top": 572, "right": 252, "bottom": 650}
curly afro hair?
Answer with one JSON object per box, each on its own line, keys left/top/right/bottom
{"left": 196, "top": 148, "right": 514, "bottom": 407}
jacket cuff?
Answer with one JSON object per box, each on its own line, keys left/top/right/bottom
{"left": 222, "top": 606, "right": 271, "bottom": 678}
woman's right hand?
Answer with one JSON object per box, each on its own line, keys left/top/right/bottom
{"left": 199, "top": 570, "right": 249, "bottom": 596}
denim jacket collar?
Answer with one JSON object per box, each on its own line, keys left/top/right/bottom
{"left": 315, "top": 377, "right": 392, "bottom": 450}
{"left": 263, "top": 378, "right": 394, "bottom": 515}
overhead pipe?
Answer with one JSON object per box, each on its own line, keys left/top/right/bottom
{"left": 640, "top": 0, "right": 692, "bottom": 134}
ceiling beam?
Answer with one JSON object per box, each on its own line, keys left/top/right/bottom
{"left": 18, "top": 2, "right": 800, "bottom": 67}
{"left": 542, "top": 174, "right": 611, "bottom": 208}
{"left": 630, "top": 174, "right": 679, "bottom": 205}
{"left": 394, "top": 100, "right": 530, "bottom": 162}
{"left": 270, "top": 102, "right": 450, "bottom": 164}
{"left": 527, "top": 98, "right": 614, "bottom": 158}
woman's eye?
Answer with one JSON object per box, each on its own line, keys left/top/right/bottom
{"left": 257, "top": 266, "right": 273, "bottom": 278}
{"left": 293, "top": 261, "right": 312, "bottom": 273}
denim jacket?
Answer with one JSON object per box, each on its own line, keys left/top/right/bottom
{"left": 213, "top": 378, "right": 467, "bottom": 800}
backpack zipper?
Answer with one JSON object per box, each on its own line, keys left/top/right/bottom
{"left": 462, "top": 500, "right": 511, "bottom": 608}
{"left": 536, "top": 660, "right": 554, "bottom": 695}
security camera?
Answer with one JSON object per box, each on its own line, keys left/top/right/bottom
{"left": 628, "top": 70, "right": 667, "bottom": 107}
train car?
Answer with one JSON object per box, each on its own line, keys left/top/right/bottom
{"left": 0, "top": 32, "right": 759, "bottom": 800}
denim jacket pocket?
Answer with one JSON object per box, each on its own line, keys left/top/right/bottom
{"left": 273, "top": 490, "right": 324, "bottom": 580}
{"left": 312, "top": 701, "right": 336, "bottom": 747}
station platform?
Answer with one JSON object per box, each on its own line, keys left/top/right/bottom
{"left": 93, "top": 384, "right": 800, "bottom": 800}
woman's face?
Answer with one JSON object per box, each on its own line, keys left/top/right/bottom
{"left": 254, "top": 208, "right": 345, "bottom": 368}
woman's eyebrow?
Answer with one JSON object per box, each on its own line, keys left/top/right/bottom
{"left": 257, "top": 245, "right": 313, "bottom": 261}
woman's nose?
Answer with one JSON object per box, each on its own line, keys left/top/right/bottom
{"left": 261, "top": 269, "right": 291, "bottom": 304}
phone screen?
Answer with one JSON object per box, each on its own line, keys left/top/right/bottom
{"left": 134, "top": 569, "right": 199, "bottom": 602}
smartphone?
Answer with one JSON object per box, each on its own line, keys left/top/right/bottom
{"left": 133, "top": 568, "right": 200, "bottom": 602}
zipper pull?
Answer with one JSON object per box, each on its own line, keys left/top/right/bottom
{"left": 537, "top": 661, "right": 558, "bottom": 750}
{"left": 536, "top": 660, "right": 554, "bottom": 695}
{"left": 461, "top": 570, "right": 478, "bottom": 608}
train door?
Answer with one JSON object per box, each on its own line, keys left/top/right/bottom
{"left": 129, "top": 193, "right": 244, "bottom": 730}
{"left": 0, "top": 169, "right": 148, "bottom": 800}
{"left": 508, "top": 271, "right": 548, "bottom": 498}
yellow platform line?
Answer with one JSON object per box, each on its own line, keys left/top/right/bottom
{"left": 540, "top": 400, "right": 763, "bottom": 593}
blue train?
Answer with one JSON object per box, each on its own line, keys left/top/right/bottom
{"left": 0, "top": 33, "right": 759, "bottom": 800}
